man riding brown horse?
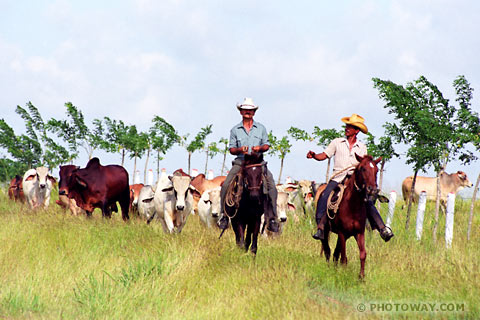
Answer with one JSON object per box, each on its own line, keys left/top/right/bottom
{"left": 307, "top": 114, "right": 394, "bottom": 242}
{"left": 218, "top": 97, "right": 280, "bottom": 232}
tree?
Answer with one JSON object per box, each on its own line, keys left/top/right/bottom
{"left": 0, "top": 157, "right": 28, "bottom": 182}
{"left": 103, "top": 117, "right": 130, "bottom": 166}
{"left": 204, "top": 141, "right": 220, "bottom": 175}
{"left": 288, "top": 126, "right": 343, "bottom": 182}
{"left": 365, "top": 132, "right": 399, "bottom": 191}
{"left": 179, "top": 125, "right": 213, "bottom": 175}
{"left": 0, "top": 119, "right": 41, "bottom": 169}
{"left": 453, "top": 75, "right": 480, "bottom": 241}
{"left": 149, "top": 116, "right": 179, "bottom": 180}
{"left": 268, "top": 131, "right": 292, "bottom": 184}
{"left": 15, "top": 102, "right": 71, "bottom": 168}
{"left": 218, "top": 137, "right": 229, "bottom": 175}
{"left": 124, "top": 125, "right": 149, "bottom": 184}
{"left": 47, "top": 102, "right": 104, "bottom": 160}
{"left": 373, "top": 76, "right": 476, "bottom": 234}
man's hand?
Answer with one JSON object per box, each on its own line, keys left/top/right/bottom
{"left": 306, "top": 151, "right": 316, "bottom": 159}
{"left": 251, "top": 145, "right": 261, "bottom": 153}
{"left": 241, "top": 146, "right": 249, "bottom": 154}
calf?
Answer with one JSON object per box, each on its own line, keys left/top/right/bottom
{"left": 23, "top": 167, "right": 56, "bottom": 209}
{"left": 8, "top": 175, "right": 25, "bottom": 202}
{"left": 153, "top": 174, "right": 197, "bottom": 233}
{"left": 137, "top": 185, "right": 156, "bottom": 221}
{"left": 197, "top": 187, "right": 222, "bottom": 228}
{"left": 262, "top": 191, "right": 295, "bottom": 238}
{"left": 129, "top": 183, "right": 144, "bottom": 216}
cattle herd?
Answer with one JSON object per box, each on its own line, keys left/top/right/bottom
{"left": 5, "top": 158, "right": 474, "bottom": 237}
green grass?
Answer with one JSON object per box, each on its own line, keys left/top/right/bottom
{"left": 0, "top": 190, "right": 478, "bottom": 319}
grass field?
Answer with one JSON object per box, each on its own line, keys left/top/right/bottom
{"left": 0, "top": 190, "right": 478, "bottom": 319}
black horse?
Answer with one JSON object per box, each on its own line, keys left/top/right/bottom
{"left": 225, "top": 153, "right": 273, "bottom": 255}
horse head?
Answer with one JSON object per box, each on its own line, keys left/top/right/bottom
{"left": 242, "top": 153, "right": 264, "bottom": 203}
{"left": 354, "top": 154, "right": 382, "bottom": 202}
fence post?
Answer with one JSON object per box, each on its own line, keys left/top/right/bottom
{"left": 386, "top": 191, "right": 396, "bottom": 227}
{"left": 415, "top": 191, "right": 427, "bottom": 240}
{"left": 445, "top": 193, "right": 456, "bottom": 249}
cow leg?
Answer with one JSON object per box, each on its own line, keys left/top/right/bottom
{"left": 102, "top": 203, "right": 112, "bottom": 218}
{"left": 119, "top": 193, "right": 130, "bottom": 221}
{"left": 163, "top": 211, "right": 175, "bottom": 233}
{"left": 354, "top": 232, "right": 367, "bottom": 279}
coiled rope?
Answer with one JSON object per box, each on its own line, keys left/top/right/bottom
{"left": 224, "top": 173, "right": 243, "bottom": 219}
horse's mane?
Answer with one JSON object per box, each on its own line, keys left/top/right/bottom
{"left": 243, "top": 153, "right": 264, "bottom": 166}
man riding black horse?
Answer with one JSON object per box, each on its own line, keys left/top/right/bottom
{"left": 307, "top": 114, "right": 394, "bottom": 242}
{"left": 218, "top": 97, "right": 280, "bottom": 232}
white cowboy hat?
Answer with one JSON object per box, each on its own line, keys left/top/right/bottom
{"left": 237, "top": 97, "right": 259, "bottom": 111}
{"left": 341, "top": 113, "right": 368, "bottom": 134}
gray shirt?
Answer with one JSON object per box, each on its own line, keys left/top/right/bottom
{"left": 324, "top": 137, "right": 367, "bottom": 182}
{"left": 229, "top": 120, "right": 269, "bottom": 161}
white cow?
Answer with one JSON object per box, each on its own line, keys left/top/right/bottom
{"left": 197, "top": 187, "right": 221, "bottom": 228}
{"left": 137, "top": 185, "right": 156, "bottom": 221}
{"left": 153, "top": 175, "right": 196, "bottom": 233}
{"left": 262, "top": 191, "right": 295, "bottom": 238}
{"left": 23, "top": 167, "right": 56, "bottom": 209}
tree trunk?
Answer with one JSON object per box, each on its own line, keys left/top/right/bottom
{"left": 221, "top": 152, "right": 227, "bottom": 176}
{"left": 278, "top": 157, "right": 284, "bottom": 184}
{"left": 156, "top": 150, "right": 160, "bottom": 181}
{"left": 144, "top": 147, "right": 151, "bottom": 184}
{"left": 325, "top": 158, "right": 331, "bottom": 183}
{"left": 204, "top": 150, "right": 208, "bottom": 175}
{"left": 376, "top": 160, "right": 386, "bottom": 211}
{"left": 121, "top": 149, "right": 125, "bottom": 167}
{"left": 406, "top": 170, "right": 418, "bottom": 230}
{"left": 467, "top": 172, "right": 480, "bottom": 241}
{"left": 432, "top": 171, "right": 442, "bottom": 242}
{"left": 133, "top": 153, "right": 137, "bottom": 184}
{"left": 188, "top": 152, "right": 192, "bottom": 176}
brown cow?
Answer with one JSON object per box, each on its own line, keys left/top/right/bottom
{"left": 130, "top": 183, "right": 144, "bottom": 215}
{"left": 190, "top": 173, "right": 225, "bottom": 213}
{"left": 61, "top": 158, "right": 130, "bottom": 220}
{"left": 57, "top": 165, "right": 86, "bottom": 216}
{"left": 8, "top": 175, "right": 25, "bottom": 202}
{"left": 402, "top": 170, "right": 473, "bottom": 208}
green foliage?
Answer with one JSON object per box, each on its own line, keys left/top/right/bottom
{"left": 0, "top": 157, "right": 28, "bottom": 182}
{"left": 288, "top": 126, "right": 343, "bottom": 147}
{"left": 124, "top": 125, "right": 149, "bottom": 160}
{"left": 0, "top": 119, "right": 41, "bottom": 169}
{"left": 149, "top": 116, "right": 179, "bottom": 159}
{"left": 184, "top": 125, "right": 213, "bottom": 153}
{"left": 365, "top": 132, "right": 399, "bottom": 161}
{"left": 268, "top": 131, "right": 292, "bottom": 160}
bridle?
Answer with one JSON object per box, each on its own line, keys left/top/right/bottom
{"left": 243, "top": 163, "right": 264, "bottom": 191}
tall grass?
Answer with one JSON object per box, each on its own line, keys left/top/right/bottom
{"left": 0, "top": 190, "right": 478, "bottom": 319}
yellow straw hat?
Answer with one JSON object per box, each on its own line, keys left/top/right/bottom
{"left": 341, "top": 113, "right": 368, "bottom": 134}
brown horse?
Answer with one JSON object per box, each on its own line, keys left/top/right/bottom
{"left": 320, "top": 154, "right": 381, "bottom": 278}
{"left": 225, "top": 153, "right": 272, "bottom": 255}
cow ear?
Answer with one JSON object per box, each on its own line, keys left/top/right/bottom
{"left": 76, "top": 176, "right": 87, "bottom": 188}
{"left": 374, "top": 157, "right": 382, "bottom": 165}
{"left": 204, "top": 199, "right": 212, "bottom": 204}
{"left": 162, "top": 186, "right": 174, "bottom": 192}
{"left": 142, "top": 197, "right": 154, "bottom": 203}
{"left": 48, "top": 175, "right": 57, "bottom": 184}
{"left": 25, "top": 174, "right": 37, "bottom": 181}
{"left": 168, "top": 175, "right": 173, "bottom": 181}
{"left": 189, "top": 186, "right": 201, "bottom": 198}
{"left": 287, "top": 203, "right": 296, "bottom": 211}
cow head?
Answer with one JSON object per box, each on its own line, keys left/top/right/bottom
{"left": 457, "top": 171, "right": 473, "bottom": 188}
{"left": 58, "top": 165, "right": 79, "bottom": 196}
{"left": 203, "top": 188, "right": 221, "bottom": 218}
{"left": 276, "top": 192, "right": 290, "bottom": 223}
{"left": 162, "top": 175, "right": 196, "bottom": 211}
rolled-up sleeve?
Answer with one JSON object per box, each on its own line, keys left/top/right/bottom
{"left": 260, "top": 126, "right": 269, "bottom": 145}
{"left": 323, "top": 138, "right": 338, "bottom": 158}
{"left": 229, "top": 128, "right": 238, "bottom": 149}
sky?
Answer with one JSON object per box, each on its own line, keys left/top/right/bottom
{"left": 1, "top": 0, "right": 479, "bottom": 196}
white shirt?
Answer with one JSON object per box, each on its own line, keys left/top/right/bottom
{"left": 324, "top": 137, "right": 367, "bottom": 182}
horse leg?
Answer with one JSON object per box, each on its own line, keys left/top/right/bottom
{"left": 333, "top": 236, "right": 341, "bottom": 265}
{"left": 337, "top": 232, "right": 348, "bottom": 265}
{"left": 321, "top": 229, "right": 331, "bottom": 262}
{"left": 354, "top": 232, "right": 367, "bottom": 279}
{"left": 245, "top": 223, "right": 252, "bottom": 252}
{"left": 250, "top": 217, "right": 262, "bottom": 255}
{"left": 235, "top": 223, "right": 245, "bottom": 249}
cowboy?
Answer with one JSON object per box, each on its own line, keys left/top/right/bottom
{"left": 217, "top": 98, "right": 280, "bottom": 232}
{"left": 307, "top": 114, "right": 394, "bottom": 242}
